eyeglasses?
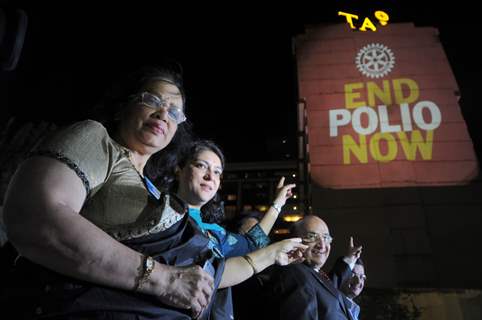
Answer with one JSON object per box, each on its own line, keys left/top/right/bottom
{"left": 303, "top": 231, "right": 333, "bottom": 244}
{"left": 133, "top": 92, "right": 186, "bottom": 124}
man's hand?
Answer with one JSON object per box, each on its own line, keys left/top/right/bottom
{"left": 273, "top": 238, "right": 308, "bottom": 266}
{"left": 345, "top": 236, "right": 362, "bottom": 265}
{"left": 272, "top": 177, "right": 296, "bottom": 209}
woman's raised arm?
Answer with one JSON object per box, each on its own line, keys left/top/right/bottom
{"left": 218, "top": 238, "right": 306, "bottom": 288}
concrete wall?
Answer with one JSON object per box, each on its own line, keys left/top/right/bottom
{"left": 315, "top": 183, "right": 482, "bottom": 289}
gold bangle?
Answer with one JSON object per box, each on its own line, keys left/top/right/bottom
{"left": 134, "top": 255, "right": 155, "bottom": 292}
{"left": 243, "top": 255, "right": 258, "bottom": 274}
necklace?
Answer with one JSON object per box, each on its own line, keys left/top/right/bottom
{"left": 127, "top": 151, "right": 144, "bottom": 178}
{"left": 127, "top": 151, "right": 161, "bottom": 200}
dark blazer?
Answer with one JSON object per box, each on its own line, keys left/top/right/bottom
{"left": 329, "top": 257, "right": 352, "bottom": 290}
{"left": 271, "top": 263, "right": 354, "bottom": 320}
{"left": 330, "top": 257, "right": 361, "bottom": 320}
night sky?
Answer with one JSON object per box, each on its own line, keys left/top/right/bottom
{"left": 2, "top": 1, "right": 481, "bottom": 164}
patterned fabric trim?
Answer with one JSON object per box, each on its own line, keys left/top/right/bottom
{"left": 106, "top": 194, "right": 186, "bottom": 241}
{"left": 146, "top": 196, "right": 185, "bottom": 235}
{"left": 28, "top": 150, "right": 90, "bottom": 195}
{"left": 245, "top": 223, "right": 270, "bottom": 249}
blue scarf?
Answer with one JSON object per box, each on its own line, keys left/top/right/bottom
{"left": 188, "top": 207, "right": 225, "bottom": 233}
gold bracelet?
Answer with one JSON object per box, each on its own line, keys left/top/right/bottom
{"left": 243, "top": 255, "right": 258, "bottom": 274}
{"left": 134, "top": 255, "right": 155, "bottom": 292}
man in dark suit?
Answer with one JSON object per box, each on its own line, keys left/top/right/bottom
{"left": 328, "top": 236, "right": 365, "bottom": 320}
{"left": 270, "top": 215, "right": 354, "bottom": 320}
{"left": 338, "top": 258, "right": 366, "bottom": 320}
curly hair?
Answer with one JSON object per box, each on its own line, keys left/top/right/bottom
{"left": 160, "top": 139, "right": 226, "bottom": 224}
{"left": 89, "top": 62, "right": 194, "bottom": 184}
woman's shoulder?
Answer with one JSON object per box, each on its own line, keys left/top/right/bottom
{"left": 40, "top": 119, "right": 118, "bottom": 150}
{"left": 32, "top": 120, "right": 123, "bottom": 194}
{"left": 72, "top": 119, "right": 106, "bottom": 129}
{"left": 63, "top": 119, "right": 109, "bottom": 139}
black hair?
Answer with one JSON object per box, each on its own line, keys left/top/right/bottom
{"left": 230, "top": 211, "right": 263, "bottom": 232}
{"left": 178, "top": 139, "right": 225, "bottom": 169}
{"left": 239, "top": 210, "right": 263, "bottom": 221}
{"left": 91, "top": 62, "right": 186, "bottom": 131}
{"left": 90, "top": 62, "right": 193, "bottom": 183}
{"left": 160, "top": 139, "right": 226, "bottom": 224}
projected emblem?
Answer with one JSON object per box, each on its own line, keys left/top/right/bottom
{"left": 356, "top": 43, "right": 395, "bottom": 78}
{"left": 296, "top": 24, "right": 478, "bottom": 188}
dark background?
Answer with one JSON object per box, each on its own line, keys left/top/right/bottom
{"left": 2, "top": 0, "right": 482, "bottom": 310}
{"left": 1, "top": 1, "right": 480, "bottom": 163}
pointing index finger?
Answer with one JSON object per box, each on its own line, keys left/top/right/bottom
{"left": 277, "top": 176, "right": 285, "bottom": 188}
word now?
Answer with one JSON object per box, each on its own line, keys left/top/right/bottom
{"left": 342, "top": 130, "right": 433, "bottom": 164}
{"left": 338, "top": 10, "right": 389, "bottom": 32}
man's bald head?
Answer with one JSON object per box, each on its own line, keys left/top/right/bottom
{"left": 291, "top": 215, "right": 328, "bottom": 237}
{"left": 291, "top": 215, "right": 332, "bottom": 271}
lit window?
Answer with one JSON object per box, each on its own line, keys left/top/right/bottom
{"left": 283, "top": 214, "right": 303, "bottom": 222}
{"left": 256, "top": 205, "right": 269, "bottom": 212}
{"left": 274, "top": 228, "right": 290, "bottom": 234}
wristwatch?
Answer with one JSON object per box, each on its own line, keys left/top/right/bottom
{"left": 144, "top": 256, "right": 155, "bottom": 277}
{"left": 135, "top": 255, "right": 155, "bottom": 291}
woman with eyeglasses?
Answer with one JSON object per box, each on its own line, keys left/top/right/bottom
{"left": 3, "top": 64, "right": 228, "bottom": 319}
{"left": 161, "top": 139, "right": 308, "bottom": 319}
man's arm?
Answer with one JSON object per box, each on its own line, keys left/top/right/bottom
{"left": 329, "top": 257, "right": 352, "bottom": 289}
{"left": 329, "top": 236, "right": 362, "bottom": 289}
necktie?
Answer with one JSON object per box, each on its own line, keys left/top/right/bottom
{"left": 318, "top": 269, "right": 331, "bottom": 283}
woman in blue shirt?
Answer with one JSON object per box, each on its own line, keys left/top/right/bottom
{"left": 175, "top": 140, "right": 298, "bottom": 259}
{"left": 168, "top": 139, "right": 306, "bottom": 319}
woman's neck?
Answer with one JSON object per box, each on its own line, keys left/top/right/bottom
{"left": 176, "top": 192, "right": 203, "bottom": 210}
{"left": 113, "top": 131, "right": 150, "bottom": 176}
{"left": 128, "top": 150, "right": 150, "bottom": 176}
{"left": 188, "top": 204, "right": 202, "bottom": 210}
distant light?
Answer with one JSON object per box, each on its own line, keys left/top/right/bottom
{"left": 283, "top": 214, "right": 302, "bottom": 222}
{"left": 293, "top": 194, "right": 297, "bottom": 199}
{"left": 293, "top": 206, "right": 297, "bottom": 210}
{"left": 256, "top": 205, "right": 269, "bottom": 212}
{"left": 227, "top": 194, "right": 237, "bottom": 201}
{"left": 282, "top": 140, "right": 287, "bottom": 144}
{"left": 292, "top": 174, "right": 296, "bottom": 178}
{"left": 274, "top": 228, "right": 290, "bottom": 234}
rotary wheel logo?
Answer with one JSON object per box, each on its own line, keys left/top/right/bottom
{"left": 355, "top": 43, "right": 395, "bottom": 78}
